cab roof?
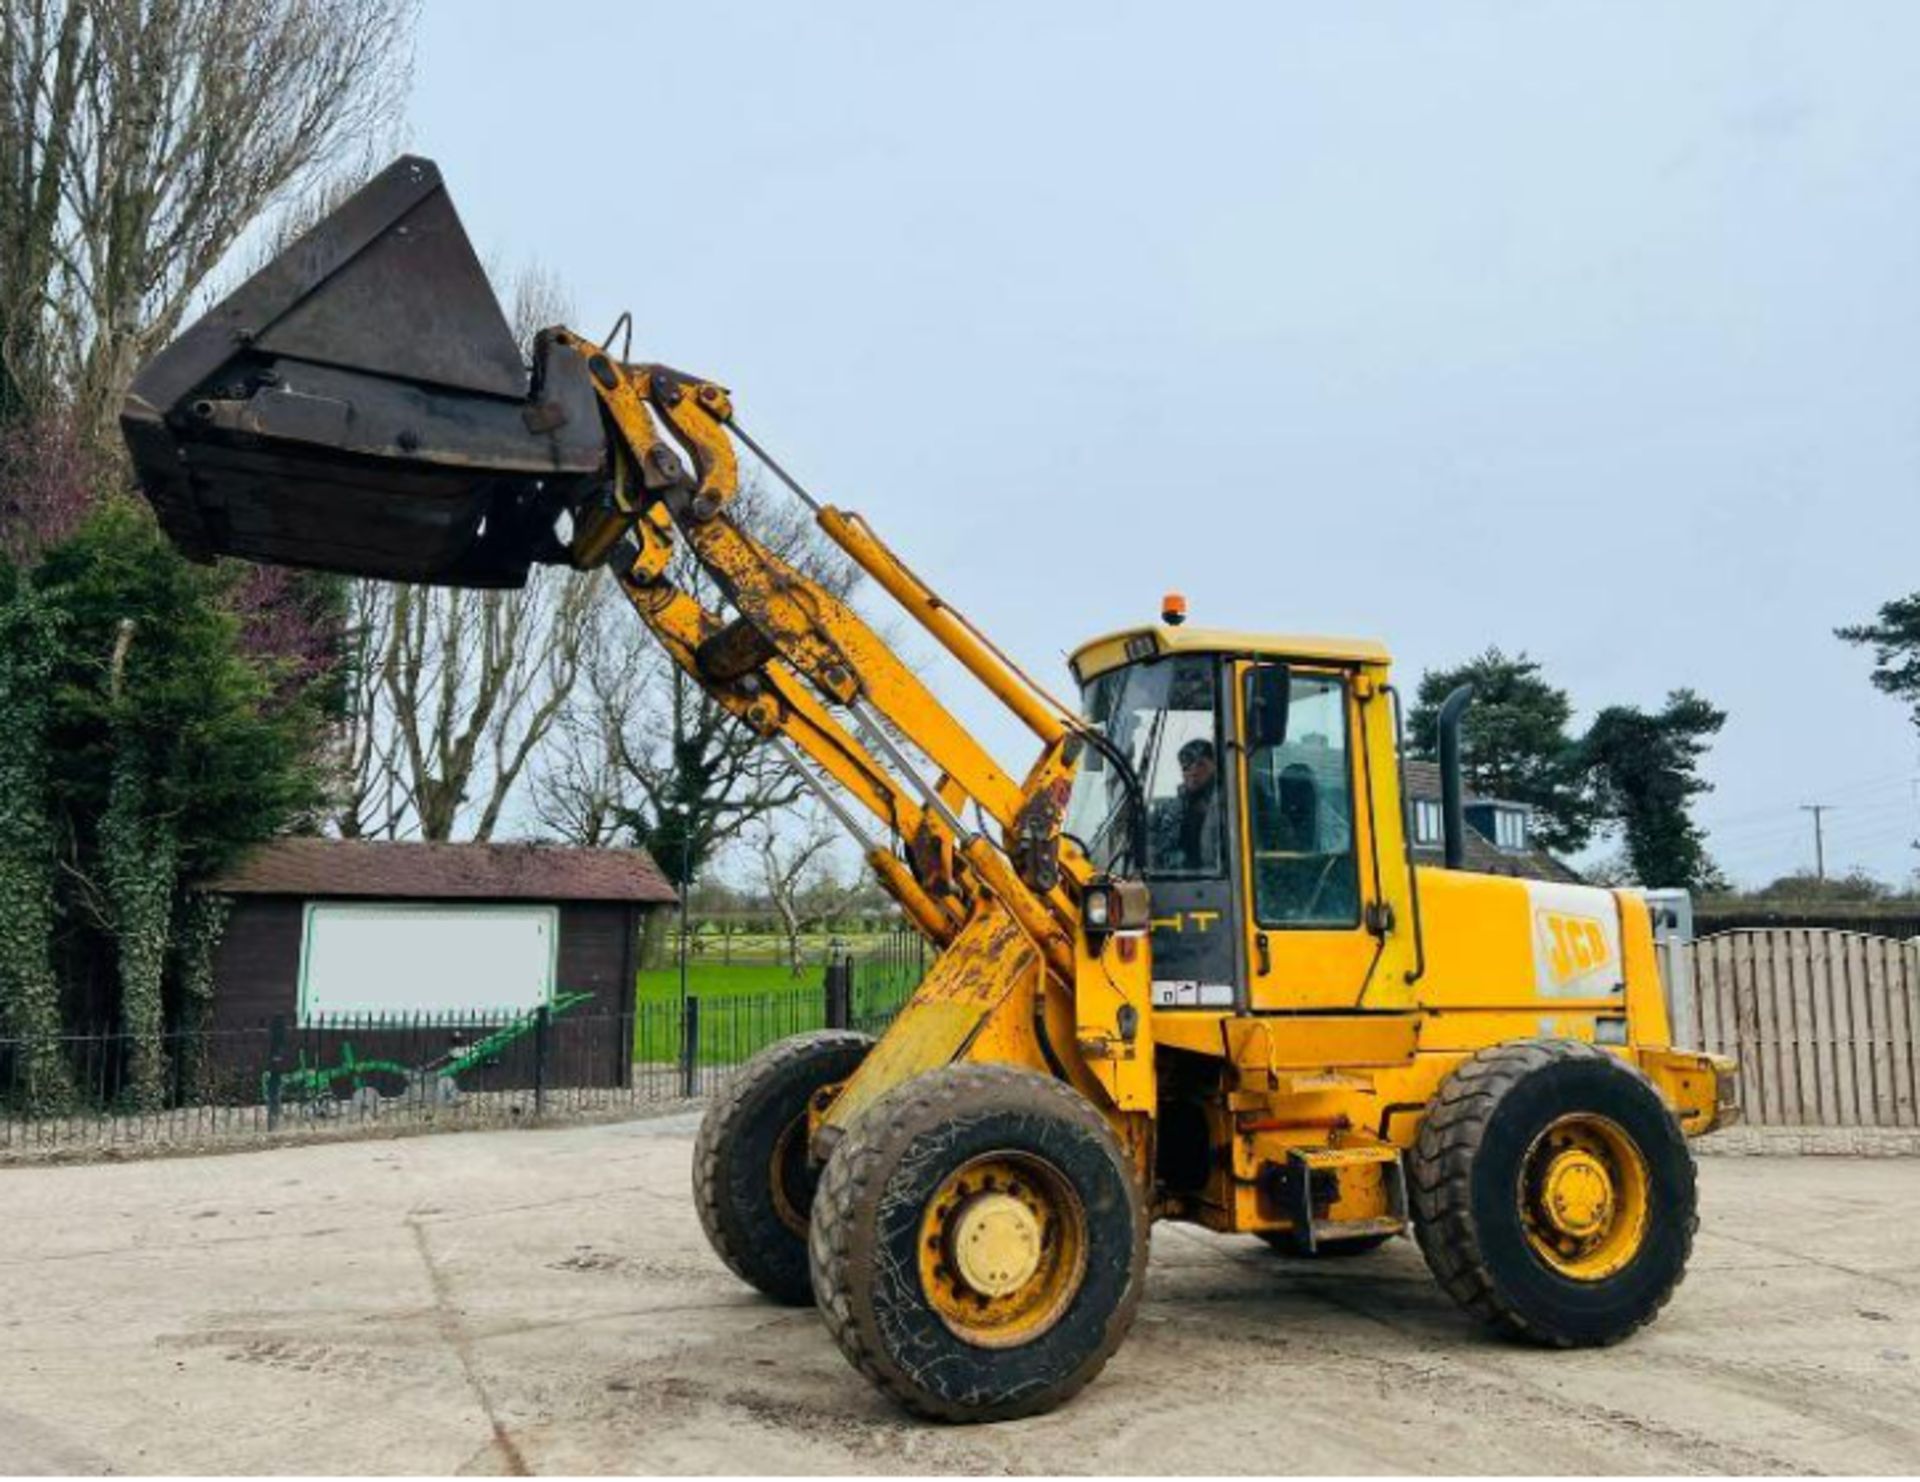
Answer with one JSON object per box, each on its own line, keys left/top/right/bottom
{"left": 1068, "top": 625, "right": 1393, "bottom": 682}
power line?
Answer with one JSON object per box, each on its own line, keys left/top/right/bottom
{"left": 1697, "top": 774, "right": 1915, "bottom": 834}
{"left": 1713, "top": 821, "right": 1919, "bottom": 860}
{"left": 1698, "top": 772, "right": 1912, "bottom": 820}
{"left": 1705, "top": 790, "right": 1919, "bottom": 850}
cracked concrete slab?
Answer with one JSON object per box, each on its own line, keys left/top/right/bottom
{"left": 2, "top": 1116, "right": 1915, "bottom": 1474}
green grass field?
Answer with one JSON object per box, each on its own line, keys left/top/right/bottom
{"left": 637, "top": 963, "right": 816, "bottom": 1004}
{"left": 632, "top": 962, "right": 920, "bottom": 1066}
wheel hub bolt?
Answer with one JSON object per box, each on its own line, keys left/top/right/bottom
{"left": 1543, "top": 1150, "right": 1614, "bottom": 1237}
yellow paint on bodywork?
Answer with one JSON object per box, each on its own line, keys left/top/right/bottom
{"left": 1232, "top": 662, "right": 1387, "bottom": 1010}
{"left": 1615, "top": 890, "right": 1675, "bottom": 1046}
{"left": 1639, "top": 1047, "right": 1739, "bottom": 1134}
{"left": 822, "top": 907, "right": 1040, "bottom": 1131}
{"left": 1153, "top": 1011, "right": 1231, "bottom": 1058}
{"left": 1204, "top": 658, "right": 1416, "bottom": 1014}
{"left": 1071, "top": 932, "right": 1155, "bottom": 1112}
{"left": 1223, "top": 1015, "right": 1419, "bottom": 1075}
{"left": 1071, "top": 626, "right": 1391, "bottom": 682}
{"left": 1404, "top": 868, "right": 1552, "bottom": 1007}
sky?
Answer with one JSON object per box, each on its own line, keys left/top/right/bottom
{"left": 406, "top": 1, "right": 1920, "bottom": 889}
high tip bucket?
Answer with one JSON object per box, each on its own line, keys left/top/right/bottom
{"left": 121, "top": 156, "right": 605, "bottom": 588}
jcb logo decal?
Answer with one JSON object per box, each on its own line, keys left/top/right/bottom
{"left": 1537, "top": 910, "right": 1613, "bottom": 987}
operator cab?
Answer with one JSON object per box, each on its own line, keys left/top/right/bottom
{"left": 1063, "top": 622, "right": 1408, "bottom": 1014}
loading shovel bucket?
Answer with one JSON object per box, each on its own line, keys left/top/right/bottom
{"left": 121, "top": 156, "right": 606, "bottom": 587}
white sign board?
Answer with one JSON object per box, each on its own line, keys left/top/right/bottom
{"left": 298, "top": 903, "right": 558, "bottom": 1022}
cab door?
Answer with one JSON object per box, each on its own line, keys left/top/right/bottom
{"left": 1233, "top": 662, "right": 1381, "bottom": 1010}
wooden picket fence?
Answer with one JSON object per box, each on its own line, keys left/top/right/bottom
{"left": 1684, "top": 929, "right": 1920, "bottom": 1128}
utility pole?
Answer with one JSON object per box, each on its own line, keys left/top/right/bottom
{"left": 1800, "top": 803, "right": 1834, "bottom": 882}
{"left": 1911, "top": 777, "right": 1920, "bottom": 893}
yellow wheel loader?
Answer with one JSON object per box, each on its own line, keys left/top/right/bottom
{"left": 123, "top": 157, "right": 1737, "bottom": 1423}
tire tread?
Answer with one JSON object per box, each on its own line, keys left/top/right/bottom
{"left": 1409, "top": 1039, "right": 1698, "bottom": 1348}
{"left": 809, "top": 1063, "right": 1145, "bottom": 1422}
{"left": 692, "top": 1029, "right": 873, "bottom": 1304}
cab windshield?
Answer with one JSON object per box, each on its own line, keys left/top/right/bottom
{"left": 1063, "top": 655, "right": 1222, "bottom": 878}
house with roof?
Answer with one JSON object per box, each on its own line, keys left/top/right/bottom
{"left": 1399, "top": 760, "right": 1582, "bottom": 884}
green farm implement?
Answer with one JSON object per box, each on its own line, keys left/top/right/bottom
{"left": 273, "top": 992, "right": 595, "bottom": 1109}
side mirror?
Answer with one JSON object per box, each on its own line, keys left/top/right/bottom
{"left": 1246, "top": 663, "right": 1292, "bottom": 751}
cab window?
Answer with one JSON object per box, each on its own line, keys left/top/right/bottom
{"left": 1244, "top": 670, "right": 1360, "bottom": 926}
{"left": 1064, "top": 655, "right": 1224, "bottom": 878}
{"left": 1140, "top": 658, "right": 1224, "bottom": 877}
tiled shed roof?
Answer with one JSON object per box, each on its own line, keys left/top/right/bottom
{"left": 208, "top": 838, "right": 678, "bottom": 904}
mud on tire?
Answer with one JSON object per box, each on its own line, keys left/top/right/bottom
{"left": 1410, "top": 1038, "right": 1697, "bottom": 1348}
{"left": 808, "top": 1064, "right": 1148, "bottom": 1423}
{"left": 692, "top": 1029, "right": 873, "bottom": 1305}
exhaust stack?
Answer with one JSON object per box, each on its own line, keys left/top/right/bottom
{"left": 1436, "top": 684, "right": 1474, "bottom": 869}
{"left": 121, "top": 156, "right": 606, "bottom": 588}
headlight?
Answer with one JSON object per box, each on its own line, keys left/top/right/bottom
{"left": 1082, "top": 879, "right": 1150, "bottom": 934}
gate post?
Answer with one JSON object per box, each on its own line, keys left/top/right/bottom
{"left": 680, "top": 997, "right": 701, "bottom": 1098}
{"left": 824, "top": 955, "right": 853, "bottom": 1031}
{"left": 265, "top": 1015, "right": 288, "bottom": 1132}
{"left": 532, "top": 1002, "right": 550, "bottom": 1116}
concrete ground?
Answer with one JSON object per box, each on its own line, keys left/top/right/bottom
{"left": 2, "top": 1120, "right": 1916, "bottom": 1476}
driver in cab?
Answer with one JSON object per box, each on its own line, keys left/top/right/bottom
{"left": 1151, "top": 737, "right": 1222, "bottom": 872}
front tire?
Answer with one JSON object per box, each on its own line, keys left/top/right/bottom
{"left": 809, "top": 1064, "right": 1147, "bottom": 1422}
{"left": 1410, "top": 1039, "right": 1696, "bottom": 1347}
{"left": 692, "top": 1030, "right": 873, "bottom": 1305}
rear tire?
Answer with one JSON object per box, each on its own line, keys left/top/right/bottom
{"left": 1410, "top": 1039, "right": 1696, "bottom": 1347}
{"left": 809, "top": 1064, "right": 1147, "bottom": 1422}
{"left": 692, "top": 1030, "right": 873, "bottom": 1305}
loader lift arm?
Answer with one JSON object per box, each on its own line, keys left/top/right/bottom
{"left": 530, "top": 330, "right": 1159, "bottom": 1127}
{"left": 560, "top": 332, "right": 1091, "bottom": 951}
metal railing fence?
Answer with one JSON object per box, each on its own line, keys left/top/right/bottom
{"left": 1, "top": 933, "right": 928, "bottom": 1158}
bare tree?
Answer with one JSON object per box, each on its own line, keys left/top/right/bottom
{"left": 0, "top": 0, "right": 90, "bottom": 422}
{"left": 1, "top": 0, "right": 417, "bottom": 438}
{"left": 331, "top": 572, "right": 402, "bottom": 837}
{"left": 373, "top": 567, "right": 597, "bottom": 840}
{"left": 340, "top": 264, "right": 599, "bottom": 842}
{"left": 756, "top": 814, "right": 835, "bottom": 976}
{"left": 536, "top": 475, "right": 860, "bottom": 883}
{"left": 531, "top": 580, "right": 645, "bottom": 847}
{"left": 752, "top": 809, "right": 870, "bottom": 976}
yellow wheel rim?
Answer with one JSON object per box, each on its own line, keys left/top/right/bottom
{"left": 918, "top": 1152, "right": 1087, "bottom": 1349}
{"left": 1519, "top": 1112, "right": 1651, "bottom": 1281}
{"left": 767, "top": 1113, "right": 812, "bottom": 1238}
